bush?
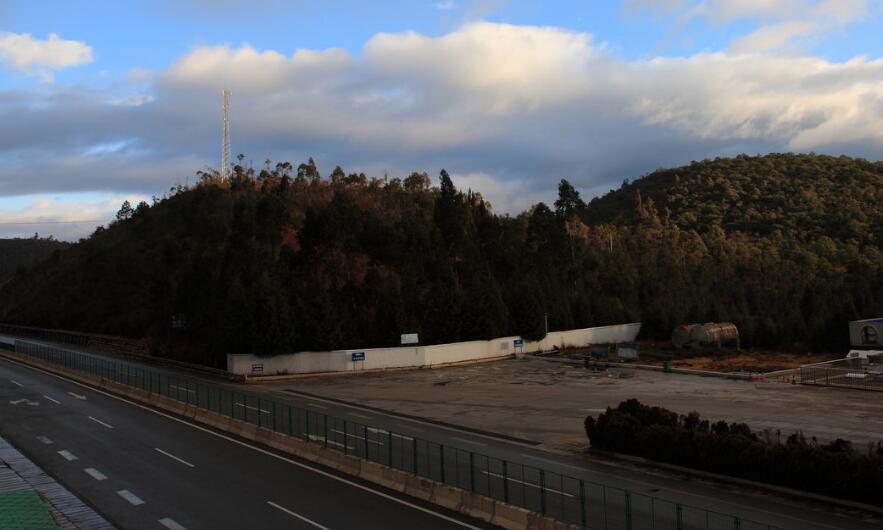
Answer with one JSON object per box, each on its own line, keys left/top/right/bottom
{"left": 585, "top": 399, "right": 883, "bottom": 506}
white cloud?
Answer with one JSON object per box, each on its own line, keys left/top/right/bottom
{"left": 0, "top": 21, "right": 882, "bottom": 228}
{"left": 435, "top": 1, "right": 457, "bottom": 10}
{"left": 0, "top": 32, "right": 92, "bottom": 79}
{"left": 632, "top": 0, "right": 869, "bottom": 52}
{"left": 0, "top": 193, "right": 149, "bottom": 240}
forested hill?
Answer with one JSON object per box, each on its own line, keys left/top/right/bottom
{"left": 584, "top": 153, "right": 883, "bottom": 241}
{"left": 0, "top": 154, "right": 880, "bottom": 366}
{"left": 0, "top": 237, "right": 70, "bottom": 280}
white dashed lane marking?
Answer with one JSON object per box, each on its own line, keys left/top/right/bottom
{"left": 155, "top": 448, "right": 195, "bottom": 468}
{"left": 84, "top": 468, "right": 107, "bottom": 481}
{"left": 88, "top": 416, "right": 113, "bottom": 429}
{"left": 158, "top": 517, "right": 186, "bottom": 530}
{"left": 57, "top": 450, "right": 77, "bottom": 461}
{"left": 268, "top": 501, "right": 332, "bottom": 530}
{"left": 117, "top": 490, "right": 145, "bottom": 506}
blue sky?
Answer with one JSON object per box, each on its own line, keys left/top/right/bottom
{"left": 1, "top": 0, "right": 883, "bottom": 239}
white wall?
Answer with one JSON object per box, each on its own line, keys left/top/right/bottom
{"left": 227, "top": 322, "right": 642, "bottom": 376}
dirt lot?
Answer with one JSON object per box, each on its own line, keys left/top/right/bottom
{"left": 270, "top": 357, "right": 883, "bottom": 453}
{"left": 557, "top": 344, "right": 834, "bottom": 373}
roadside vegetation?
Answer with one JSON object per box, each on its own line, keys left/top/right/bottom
{"left": 0, "top": 153, "right": 880, "bottom": 365}
{"left": 584, "top": 399, "right": 883, "bottom": 506}
{"left": 0, "top": 236, "right": 69, "bottom": 280}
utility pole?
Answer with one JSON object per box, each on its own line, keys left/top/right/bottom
{"left": 220, "top": 89, "right": 232, "bottom": 180}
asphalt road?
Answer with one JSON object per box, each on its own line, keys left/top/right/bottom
{"left": 2, "top": 335, "right": 881, "bottom": 530}
{"left": 0, "top": 356, "right": 493, "bottom": 530}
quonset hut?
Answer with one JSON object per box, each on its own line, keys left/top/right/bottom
{"left": 672, "top": 322, "right": 740, "bottom": 349}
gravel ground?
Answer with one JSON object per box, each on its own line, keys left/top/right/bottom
{"left": 270, "top": 357, "right": 883, "bottom": 452}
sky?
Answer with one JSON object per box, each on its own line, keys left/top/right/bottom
{"left": 1, "top": 0, "right": 882, "bottom": 240}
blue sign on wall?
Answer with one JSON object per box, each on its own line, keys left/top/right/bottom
{"left": 514, "top": 339, "right": 524, "bottom": 347}
{"left": 351, "top": 352, "right": 366, "bottom": 362}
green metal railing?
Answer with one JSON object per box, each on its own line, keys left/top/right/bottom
{"left": 10, "top": 339, "right": 783, "bottom": 530}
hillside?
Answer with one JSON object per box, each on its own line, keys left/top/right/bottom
{"left": 0, "top": 154, "right": 880, "bottom": 366}
{"left": 585, "top": 153, "right": 883, "bottom": 241}
{"left": 0, "top": 237, "right": 71, "bottom": 280}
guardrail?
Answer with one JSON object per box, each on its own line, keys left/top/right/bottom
{"left": 8, "top": 339, "right": 782, "bottom": 530}
{"left": 800, "top": 365, "right": 883, "bottom": 392}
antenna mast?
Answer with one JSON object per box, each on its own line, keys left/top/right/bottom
{"left": 220, "top": 89, "right": 232, "bottom": 180}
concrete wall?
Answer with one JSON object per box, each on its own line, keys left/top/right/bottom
{"left": 228, "top": 322, "right": 642, "bottom": 376}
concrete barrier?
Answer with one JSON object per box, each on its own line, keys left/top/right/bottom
{"left": 1, "top": 350, "right": 579, "bottom": 530}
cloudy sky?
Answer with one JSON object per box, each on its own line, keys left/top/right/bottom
{"left": 1, "top": 0, "right": 882, "bottom": 240}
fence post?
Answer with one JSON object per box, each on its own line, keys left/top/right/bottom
{"left": 364, "top": 425, "right": 369, "bottom": 459}
{"left": 539, "top": 470, "right": 546, "bottom": 515}
{"left": 440, "top": 445, "right": 446, "bottom": 483}
{"left": 305, "top": 409, "right": 310, "bottom": 440}
{"left": 734, "top": 518, "right": 741, "bottom": 530}
{"left": 625, "top": 491, "right": 632, "bottom": 530}
{"left": 343, "top": 420, "right": 348, "bottom": 455}
{"left": 503, "top": 461, "right": 509, "bottom": 503}
{"left": 324, "top": 415, "right": 328, "bottom": 448}
{"left": 273, "top": 401, "right": 277, "bottom": 432}
{"left": 579, "top": 479, "right": 586, "bottom": 529}
{"left": 676, "top": 504, "right": 683, "bottom": 530}
{"left": 412, "top": 438, "right": 418, "bottom": 473}
{"left": 469, "top": 453, "right": 475, "bottom": 492}
{"left": 288, "top": 407, "right": 292, "bottom": 436}
{"left": 388, "top": 431, "right": 393, "bottom": 465}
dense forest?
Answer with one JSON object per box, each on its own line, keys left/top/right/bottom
{"left": 0, "top": 153, "right": 880, "bottom": 366}
{"left": 0, "top": 236, "right": 70, "bottom": 280}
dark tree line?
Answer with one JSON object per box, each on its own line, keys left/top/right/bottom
{"left": 0, "top": 236, "right": 70, "bottom": 280}
{"left": 0, "top": 153, "right": 880, "bottom": 365}
{"left": 585, "top": 399, "right": 883, "bottom": 506}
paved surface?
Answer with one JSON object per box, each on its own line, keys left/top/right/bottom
{"left": 3, "top": 335, "right": 882, "bottom": 530}
{"left": 0, "top": 357, "right": 491, "bottom": 530}
{"left": 1, "top": 433, "right": 113, "bottom": 530}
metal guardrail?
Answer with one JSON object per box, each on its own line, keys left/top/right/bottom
{"left": 800, "top": 365, "right": 883, "bottom": 392}
{"left": 9, "top": 339, "right": 783, "bottom": 530}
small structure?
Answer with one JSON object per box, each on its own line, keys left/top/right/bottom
{"left": 672, "top": 322, "right": 740, "bottom": 348}
{"left": 850, "top": 318, "right": 883, "bottom": 349}
{"left": 671, "top": 324, "right": 699, "bottom": 348}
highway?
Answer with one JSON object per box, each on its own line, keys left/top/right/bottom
{"left": 0, "top": 356, "right": 492, "bottom": 530}
{"left": 2, "top": 335, "right": 881, "bottom": 530}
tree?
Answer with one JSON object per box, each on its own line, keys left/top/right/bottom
{"left": 116, "top": 200, "right": 134, "bottom": 221}
{"left": 554, "top": 179, "right": 585, "bottom": 217}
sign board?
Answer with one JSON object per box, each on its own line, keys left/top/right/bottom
{"left": 514, "top": 339, "right": 524, "bottom": 347}
{"left": 251, "top": 363, "right": 264, "bottom": 374}
{"left": 351, "top": 352, "right": 366, "bottom": 362}
{"left": 401, "top": 333, "right": 419, "bottom": 345}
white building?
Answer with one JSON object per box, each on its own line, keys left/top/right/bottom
{"left": 849, "top": 318, "right": 883, "bottom": 348}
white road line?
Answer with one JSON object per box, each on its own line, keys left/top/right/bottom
{"left": 57, "top": 450, "right": 77, "bottom": 461}
{"left": 307, "top": 434, "right": 356, "bottom": 451}
{"left": 158, "top": 517, "right": 187, "bottom": 530}
{"left": 452, "top": 437, "right": 487, "bottom": 447}
{"left": 347, "top": 412, "right": 371, "bottom": 420}
{"left": 367, "top": 427, "right": 414, "bottom": 441}
{"left": 36, "top": 435, "right": 53, "bottom": 445}
{"left": 88, "top": 416, "right": 113, "bottom": 429}
{"left": 168, "top": 384, "right": 196, "bottom": 395}
{"left": 43, "top": 395, "right": 61, "bottom": 404}
{"left": 307, "top": 402, "right": 328, "bottom": 409}
{"left": 397, "top": 424, "right": 424, "bottom": 433}
{"left": 155, "top": 448, "right": 195, "bottom": 468}
{"left": 480, "top": 471, "right": 574, "bottom": 497}
{"left": 1, "top": 357, "right": 486, "bottom": 530}
{"left": 10, "top": 379, "right": 23, "bottom": 387}
{"left": 518, "top": 453, "right": 586, "bottom": 472}
{"left": 233, "top": 402, "right": 271, "bottom": 414}
{"left": 117, "top": 489, "right": 145, "bottom": 506}
{"left": 84, "top": 467, "right": 107, "bottom": 481}
{"left": 67, "top": 391, "right": 86, "bottom": 400}
{"left": 267, "top": 501, "right": 332, "bottom": 530}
